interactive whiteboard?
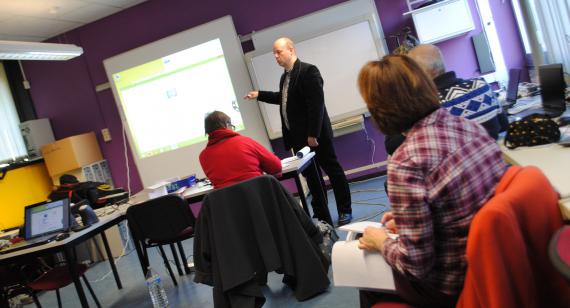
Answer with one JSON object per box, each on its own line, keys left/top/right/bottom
{"left": 104, "top": 16, "right": 270, "bottom": 186}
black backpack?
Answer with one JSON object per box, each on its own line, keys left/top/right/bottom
{"left": 504, "top": 114, "right": 560, "bottom": 149}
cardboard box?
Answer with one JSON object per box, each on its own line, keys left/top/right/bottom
{"left": 41, "top": 132, "right": 103, "bottom": 177}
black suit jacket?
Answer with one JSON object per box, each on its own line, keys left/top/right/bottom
{"left": 258, "top": 59, "right": 333, "bottom": 150}
{"left": 194, "top": 175, "right": 330, "bottom": 307}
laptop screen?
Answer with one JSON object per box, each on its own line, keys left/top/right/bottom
{"left": 506, "top": 68, "right": 521, "bottom": 102}
{"left": 539, "top": 63, "right": 566, "bottom": 111}
{"left": 24, "top": 199, "right": 70, "bottom": 239}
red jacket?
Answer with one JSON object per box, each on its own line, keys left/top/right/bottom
{"left": 457, "top": 166, "right": 570, "bottom": 308}
{"left": 199, "top": 129, "right": 282, "bottom": 188}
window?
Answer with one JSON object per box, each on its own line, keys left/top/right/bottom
{"left": 0, "top": 62, "right": 27, "bottom": 163}
{"left": 512, "top": 0, "right": 570, "bottom": 71}
{"left": 475, "top": 0, "right": 508, "bottom": 83}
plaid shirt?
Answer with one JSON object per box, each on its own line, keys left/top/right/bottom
{"left": 383, "top": 108, "right": 507, "bottom": 295}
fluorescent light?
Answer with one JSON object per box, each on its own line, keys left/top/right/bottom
{"left": 0, "top": 40, "right": 83, "bottom": 61}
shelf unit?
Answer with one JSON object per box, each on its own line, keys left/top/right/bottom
{"left": 404, "top": 0, "right": 475, "bottom": 44}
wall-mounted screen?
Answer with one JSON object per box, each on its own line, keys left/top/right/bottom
{"left": 104, "top": 16, "right": 270, "bottom": 187}
{"left": 111, "top": 38, "right": 244, "bottom": 159}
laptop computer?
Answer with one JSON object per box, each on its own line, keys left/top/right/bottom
{"left": 506, "top": 68, "right": 521, "bottom": 103}
{"left": 509, "top": 64, "right": 566, "bottom": 118}
{"left": 0, "top": 199, "right": 70, "bottom": 255}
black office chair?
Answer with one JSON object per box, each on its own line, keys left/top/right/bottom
{"left": 194, "top": 175, "right": 330, "bottom": 306}
{"left": 126, "top": 194, "right": 195, "bottom": 286}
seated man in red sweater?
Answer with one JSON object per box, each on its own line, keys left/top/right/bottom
{"left": 199, "top": 111, "right": 282, "bottom": 188}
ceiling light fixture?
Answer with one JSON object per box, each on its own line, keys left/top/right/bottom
{"left": 0, "top": 40, "right": 84, "bottom": 61}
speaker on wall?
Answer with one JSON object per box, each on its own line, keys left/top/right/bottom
{"left": 472, "top": 32, "right": 495, "bottom": 74}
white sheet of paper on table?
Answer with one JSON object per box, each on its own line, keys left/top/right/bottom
{"left": 281, "top": 156, "right": 298, "bottom": 164}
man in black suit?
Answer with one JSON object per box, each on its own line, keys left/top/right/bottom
{"left": 245, "top": 37, "right": 352, "bottom": 226}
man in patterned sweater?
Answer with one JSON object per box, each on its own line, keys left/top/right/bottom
{"left": 384, "top": 44, "right": 503, "bottom": 155}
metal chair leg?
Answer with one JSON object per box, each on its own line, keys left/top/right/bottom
{"left": 55, "top": 289, "right": 62, "bottom": 308}
{"left": 177, "top": 241, "right": 191, "bottom": 274}
{"left": 158, "top": 245, "right": 177, "bottom": 286}
{"left": 169, "top": 243, "right": 183, "bottom": 276}
{"left": 82, "top": 275, "right": 101, "bottom": 308}
{"left": 31, "top": 292, "right": 42, "bottom": 308}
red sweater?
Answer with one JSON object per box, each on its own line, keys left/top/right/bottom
{"left": 199, "top": 129, "right": 282, "bottom": 188}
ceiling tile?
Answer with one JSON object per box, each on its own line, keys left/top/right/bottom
{"left": 0, "top": 0, "right": 147, "bottom": 42}
{"left": 0, "top": 0, "right": 85, "bottom": 18}
{"left": 61, "top": 3, "right": 121, "bottom": 23}
{"left": 83, "top": 0, "right": 147, "bottom": 9}
{"left": 0, "top": 33, "right": 46, "bottom": 42}
{"left": 0, "top": 11, "right": 13, "bottom": 20}
{"left": 1, "top": 16, "right": 81, "bottom": 39}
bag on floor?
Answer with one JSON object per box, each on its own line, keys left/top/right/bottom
{"left": 315, "top": 220, "right": 339, "bottom": 266}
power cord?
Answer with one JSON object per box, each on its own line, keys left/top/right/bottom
{"left": 350, "top": 210, "right": 386, "bottom": 223}
{"left": 349, "top": 174, "right": 387, "bottom": 187}
{"left": 362, "top": 117, "right": 376, "bottom": 165}
{"left": 122, "top": 120, "right": 132, "bottom": 198}
{"left": 88, "top": 221, "right": 134, "bottom": 283}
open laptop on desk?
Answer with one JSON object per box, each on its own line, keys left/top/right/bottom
{"left": 513, "top": 64, "right": 567, "bottom": 118}
{"left": 0, "top": 199, "right": 70, "bottom": 255}
{"left": 506, "top": 68, "right": 521, "bottom": 104}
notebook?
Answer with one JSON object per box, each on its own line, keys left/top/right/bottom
{"left": 0, "top": 199, "right": 70, "bottom": 255}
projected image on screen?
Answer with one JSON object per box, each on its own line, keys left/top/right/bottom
{"left": 112, "top": 38, "right": 244, "bottom": 159}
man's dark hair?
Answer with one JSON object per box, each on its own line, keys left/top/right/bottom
{"left": 204, "top": 111, "right": 231, "bottom": 134}
{"left": 358, "top": 55, "right": 440, "bottom": 135}
{"left": 60, "top": 174, "right": 79, "bottom": 185}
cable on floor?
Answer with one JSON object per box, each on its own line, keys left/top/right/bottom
{"left": 362, "top": 116, "right": 376, "bottom": 166}
{"left": 88, "top": 221, "right": 135, "bottom": 283}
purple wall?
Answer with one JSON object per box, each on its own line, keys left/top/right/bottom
{"left": 23, "top": 0, "right": 525, "bottom": 193}
{"left": 488, "top": 0, "right": 528, "bottom": 80}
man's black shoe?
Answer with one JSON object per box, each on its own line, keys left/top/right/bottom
{"left": 338, "top": 213, "right": 352, "bottom": 226}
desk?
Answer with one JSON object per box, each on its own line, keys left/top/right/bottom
{"left": 278, "top": 152, "right": 320, "bottom": 216}
{"left": 174, "top": 152, "right": 318, "bottom": 215}
{"left": 560, "top": 198, "right": 570, "bottom": 220}
{"left": 0, "top": 212, "right": 125, "bottom": 308}
{"left": 500, "top": 142, "right": 570, "bottom": 219}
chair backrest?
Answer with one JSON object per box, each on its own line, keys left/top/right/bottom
{"left": 126, "top": 194, "right": 195, "bottom": 243}
{"left": 194, "top": 175, "right": 329, "bottom": 303}
{"left": 458, "top": 166, "right": 570, "bottom": 308}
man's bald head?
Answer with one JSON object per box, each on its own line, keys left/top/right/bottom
{"left": 408, "top": 44, "right": 446, "bottom": 79}
{"left": 274, "top": 37, "right": 295, "bottom": 50}
{"left": 272, "top": 37, "right": 297, "bottom": 70}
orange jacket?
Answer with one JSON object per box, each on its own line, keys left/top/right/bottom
{"left": 457, "top": 166, "right": 570, "bottom": 308}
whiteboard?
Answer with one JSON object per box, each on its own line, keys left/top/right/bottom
{"left": 104, "top": 16, "right": 270, "bottom": 187}
{"left": 245, "top": 0, "right": 387, "bottom": 139}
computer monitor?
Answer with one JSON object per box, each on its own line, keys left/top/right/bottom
{"left": 506, "top": 68, "right": 521, "bottom": 102}
{"left": 24, "top": 199, "right": 70, "bottom": 240}
{"left": 539, "top": 63, "right": 566, "bottom": 113}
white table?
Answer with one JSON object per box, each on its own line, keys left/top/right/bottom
{"left": 132, "top": 152, "right": 319, "bottom": 215}
{"left": 499, "top": 142, "right": 570, "bottom": 219}
{"left": 0, "top": 211, "right": 125, "bottom": 308}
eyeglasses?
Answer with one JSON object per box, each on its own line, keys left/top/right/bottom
{"left": 227, "top": 123, "right": 236, "bottom": 130}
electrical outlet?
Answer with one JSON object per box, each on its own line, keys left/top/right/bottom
{"left": 101, "top": 128, "right": 112, "bottom": 142}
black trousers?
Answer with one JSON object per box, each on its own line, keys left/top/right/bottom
{"left": 293, "top": 135, "right": 352, "bottom": 225}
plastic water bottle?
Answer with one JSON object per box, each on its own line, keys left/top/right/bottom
{"left": 146, "top": 267, "right": 169, "bottom": 308}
